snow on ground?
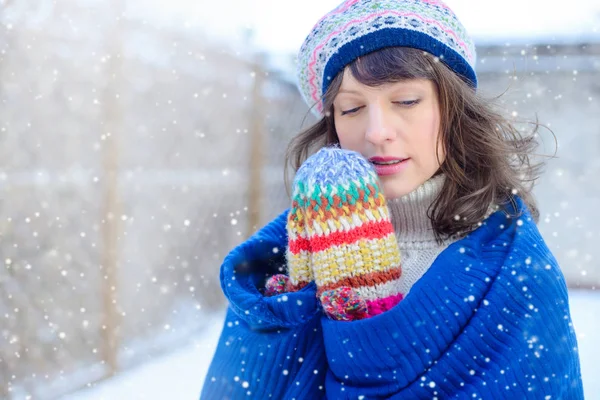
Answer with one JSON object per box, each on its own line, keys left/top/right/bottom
{"left": 62, "top": 289, "right": 600, "bottom": 400}
{"left": 60, "top": 313, "right": 225, "bottom": 400}
{"left": 569, "top": 290, "right": 599, "bottom": 400}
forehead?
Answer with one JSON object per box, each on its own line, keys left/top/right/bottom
{"left": 338, "top": 69, "right": 433, "bottom": 94}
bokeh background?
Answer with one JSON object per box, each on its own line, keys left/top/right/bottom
{"left": 0, "top": 0, "right": 598, "bottom": 399}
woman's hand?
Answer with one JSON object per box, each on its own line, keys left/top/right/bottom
{"left": 267, "top": 147, "right": 404, "bottom": 321}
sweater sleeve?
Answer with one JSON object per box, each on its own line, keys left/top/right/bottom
{"left": 200, "top": 210, "right": 327, "bottom": 400}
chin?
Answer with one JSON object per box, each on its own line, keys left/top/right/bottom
{"left": 381, "top": 181, "right": 414, "bottom": 200}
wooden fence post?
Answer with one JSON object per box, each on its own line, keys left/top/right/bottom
{"left": 100, "top": 4, "right": 123, "bottom": 378}
{"left": 247, "top": 54, "right": 266, "bottom": 238}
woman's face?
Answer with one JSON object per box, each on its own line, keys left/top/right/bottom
{"left": 333, "top": 69, "right": 444, "bottom": 199}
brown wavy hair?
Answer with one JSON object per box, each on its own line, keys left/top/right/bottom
{"left": 285, "top": 47, "right": 551, "bottom": 241}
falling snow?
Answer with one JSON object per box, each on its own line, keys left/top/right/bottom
{"left": 1, "top": 0, "right": 599, "bottom": 399}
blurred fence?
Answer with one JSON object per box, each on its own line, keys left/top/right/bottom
{"left": 1, "top": 1, "right": 599, "bottom": 399}
{"left": 0, "top": 1, "right": 314, "bottom": 398}
{"left": 476, "top": 41, "right": 600, "bottom": 288}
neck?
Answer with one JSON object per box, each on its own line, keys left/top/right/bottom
{"left": 387, "top": 174, "right": 447, "bottom": 249}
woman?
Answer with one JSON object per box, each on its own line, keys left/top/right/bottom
{"left": 201, "top": 0, "right": 584, "bottom": 398}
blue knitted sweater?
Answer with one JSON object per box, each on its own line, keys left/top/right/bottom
{"left": 201, "top": 199, "right": 583, "bottom": 399}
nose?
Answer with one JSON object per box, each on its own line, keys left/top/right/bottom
{"left": 364, "top": 104, "right": 395, "bottom": 145}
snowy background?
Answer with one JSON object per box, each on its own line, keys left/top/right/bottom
{"left": 0, "top": 0, "right": 598, "bottom": 399}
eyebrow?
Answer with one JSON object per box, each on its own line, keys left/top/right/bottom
{"left": 337, "top": 82, "right": 425, "bottom": 96}
{"left": 337, "top": 89, "right": 362, "bottom": 95}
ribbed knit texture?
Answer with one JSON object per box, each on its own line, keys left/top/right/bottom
{"left": 201, "top": 197, "right": 584, "bottom": 399}
{"left": 388, "top": 174, "right": 501, "bottom": 296}
{"left": 296, "top": 0, "right": 477, "bottom": 116}
{"left": 387, "top": 174, "right": 457, "bottom": 295}
{"left": 321, "top": 197, "right": 584, "bottom": 399}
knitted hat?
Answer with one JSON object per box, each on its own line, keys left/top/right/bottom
{"left": 296, "top": 0, "right": 477, "bottom": 116}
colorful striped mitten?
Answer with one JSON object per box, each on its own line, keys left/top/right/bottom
{"left": 266, "top": 147, "right": 404, "bottom": 321}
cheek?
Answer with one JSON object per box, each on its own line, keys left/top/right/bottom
{"left": 418, "top": 109, "right": 443, "bottom": 164}
{"left": 334, "top": 120, "right": 362, "bottom": 151}
{"left": 436, "top": 133, "right": 446, "bottom": 164}
{"left": 432, "top": 114, "right": 445, "bottom": 163}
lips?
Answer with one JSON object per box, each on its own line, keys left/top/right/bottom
{"left": 369, "top": 156, "right": 406, "bottom": 164}
{"left": 368, "top": 156, "right": 410, "bottom": 176}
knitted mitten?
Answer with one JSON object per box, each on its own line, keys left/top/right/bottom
{"left": 266, "top": 147, "right": 404, "bottom": 321}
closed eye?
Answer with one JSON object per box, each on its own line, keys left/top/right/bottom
{"left": 340, "top": 100, "right": 419, "bottom": 115}
{"left": 395, "top": 99, "right": 420, "bottom": 107}
{"left": 340, "top": 106, "right": 362, "bottom": 116}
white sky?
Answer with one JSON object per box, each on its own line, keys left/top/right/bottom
{"left": 134, "top": 0, "right": 600, "bottom": 53}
